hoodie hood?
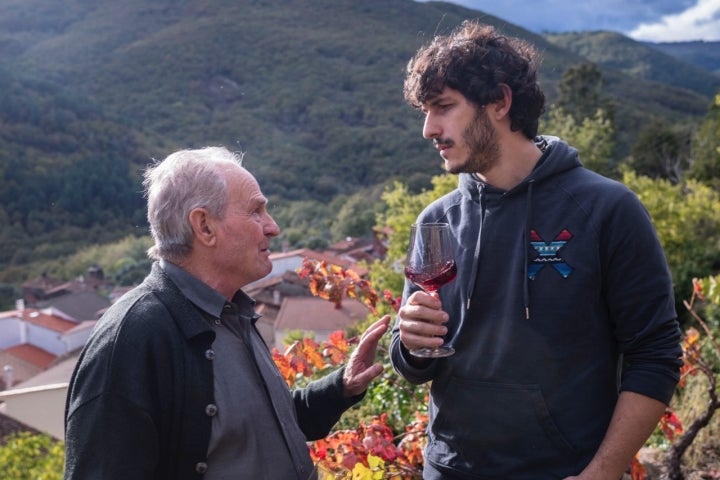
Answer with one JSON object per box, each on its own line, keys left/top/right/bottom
{"left": 456, "top": 135, "right": 583, "bottom": 319}
{"left": 457, "top": 135, "right": 583, "bottom": 201}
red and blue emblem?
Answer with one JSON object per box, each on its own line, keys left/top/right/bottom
{"left": 528, "top": 229, "right": 573, "bottom": 280}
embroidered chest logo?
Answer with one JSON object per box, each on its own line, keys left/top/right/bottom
{"left": 528, "top": 229, "right": 574, "bottom": 280}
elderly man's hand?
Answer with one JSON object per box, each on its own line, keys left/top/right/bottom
{"left": 342, "top": 315, "right": 390, "bottom": 397}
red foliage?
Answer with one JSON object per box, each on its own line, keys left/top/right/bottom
{"left": 692, "top": 277, "right": 705, "bottom": 300}
{"left": 297, "top": 258, "right": 380, "bottom": 314}
{"left": 309, "top": 413, "right": 426, "bottom": 478}
{"left": 659, "top": 409, "right": 684, "bottom": 442}
{"left": 272, "top": 330, "right": 352, "bottom": 388}
{"left": 296, "top": 257, "right": 402, "bottom": 315}
{"left": 383, "top": 289, "right": 402, "bottom": 313}
{"left": 630, "top": 456, "right": 648, "bottom": 480}
{"left": 679, "top": 327, "right": 702, "bottom": 387}
{"left": 323, "top": 330, "right": 351, "bottom": 365}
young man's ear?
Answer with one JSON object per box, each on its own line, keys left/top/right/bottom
{"left": 488, "top": 83, "right": 512, "bottom": 119}
{"left": 188, "top": 208, "right": 217, "bottom": 247}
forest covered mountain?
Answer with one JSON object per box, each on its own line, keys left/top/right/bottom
{"left": 645, "top": 40, "right": 720, "bottom": 75}
{"left": 0, "top": 0, "right": 718, "bottom": 282}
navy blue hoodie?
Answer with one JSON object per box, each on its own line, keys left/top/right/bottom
{"left": 390, "top": 136, "right": 682, "bottom": 479}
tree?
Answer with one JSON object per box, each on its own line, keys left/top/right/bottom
{"left": 0, "top": 432, "right": 64, "bottom": 480}
{"left": 629, "top": 119, "right": 694, "bottom": 184}
{"left": 660, "top": 277, "right": 720, "bottom": 479}
{"left": 544, "top": 63, "right": 618, "bottom": 178}
{"left": 541, "top": 107, "right": 616, "bottom": 177}
{"left": 556, "top": 63, "right": 612, "bottom": 125}
{"left": 689, "top": 92, "right": 720, "bottom": 189}
{"left": 331, "top": 186, "right": 385, "bottom": 240}
{"left": 622, "top": 170, "right": 720, "bottom": 313}
{"left": 363, "top": 175, "right": 457, "bottom": 314}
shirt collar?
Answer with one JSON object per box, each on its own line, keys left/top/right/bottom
{"left": 159, "top": 260, "right": 259, "bottom": 322}
{"left": 159, "top": 259, "right": 226, "bottom": 318}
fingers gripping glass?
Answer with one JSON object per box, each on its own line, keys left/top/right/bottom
{"left": 403, "top": 223, "right": 457, "bottom": 358}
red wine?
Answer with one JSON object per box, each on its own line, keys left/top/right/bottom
{"left": 404, "top": 261, "right": 457, "bottom": 292}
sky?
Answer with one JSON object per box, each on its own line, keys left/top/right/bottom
{"left": 422, "top": 0, "right": 720, "bottom": 42}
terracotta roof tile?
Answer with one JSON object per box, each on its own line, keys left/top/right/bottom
{"left": 3, "top": 344, "right": 57, "bottom": 369}
{"left": 21, "top": 309, "right": 78, "bottom": 333}
{"left": 275, "top": 297, "right": 369, "bottom": 332}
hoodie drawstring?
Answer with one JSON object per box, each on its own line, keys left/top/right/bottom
{"left": 466, "top": 182, "right": 485, "bottom": 311}
{"left": 523, "top": 180, "right": 534, "bottom": 319}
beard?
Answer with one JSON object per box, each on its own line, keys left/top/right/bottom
{"left": 446, "top": 108, "right": 500, "bottom": 175}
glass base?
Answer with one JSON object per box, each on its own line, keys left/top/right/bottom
{"left": 410, "top": 346, "right": 455, "bottom": 358}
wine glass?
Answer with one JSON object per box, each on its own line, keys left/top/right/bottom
{"left": 403, "top": 222, "right": 457, "bottom": 358}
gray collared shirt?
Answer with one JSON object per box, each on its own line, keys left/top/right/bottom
{"left": 160, "top": 260, "right": 315, "bottom": 479}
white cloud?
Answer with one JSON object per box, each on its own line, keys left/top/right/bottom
{"left": 628, "top": 0, "right": 720, "bottom": 41}
{"left": 417, "top": 0, "right": 720, "bottom": 42}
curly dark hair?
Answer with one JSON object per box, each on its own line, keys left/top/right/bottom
{"left": 403, "top": 20, "right": 545, "bottom": 139}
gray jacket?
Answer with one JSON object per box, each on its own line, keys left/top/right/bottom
{"left": 65, "top": 262, "right": 358, "bottom": 479}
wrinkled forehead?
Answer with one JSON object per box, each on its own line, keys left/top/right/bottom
{"left": 225, "top": 165, "right": 267, "bottom": 211}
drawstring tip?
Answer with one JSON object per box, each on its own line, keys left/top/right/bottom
{"left": 525, "top": 307, "right": 530, "bottom": 320}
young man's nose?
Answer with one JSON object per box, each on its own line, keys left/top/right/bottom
{"left": 422, "top": 114, "right": 441, "bottom": 139}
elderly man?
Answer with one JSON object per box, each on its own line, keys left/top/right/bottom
{"left": 64, "top": 146, "right": 390, "bottom": 480}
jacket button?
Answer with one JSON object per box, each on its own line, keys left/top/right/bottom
{"left": 204, "top": 349, "right": 215, "bottom": 360}
{"left": 195, "top": 462, "right": 208, "bottom": 474}
{"left": 205, "top": 403, "right": 218, "bottom": 416}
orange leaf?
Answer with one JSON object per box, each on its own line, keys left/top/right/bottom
{"left": 327, "top": 330, "right": 349, "bottom": 352}
{"left": 660, "top": 409, "right": 683, "bottom": 441}
{"left": 271, "top": 348, "right": 296, "bottom": 387}
{"left": 296, "top": 257, "right": 384, "bottom": 313}
{"left": 301, "top": 338, "right": 327, "bottom": 371}
{"left": 692, "top": 277, "right": 705, "bottom": 299}
{"left": 680, "top": 327, "right": 702, "bottom": 381}
{"left": 630, "top": 455, "right": 647, "bottom": 480}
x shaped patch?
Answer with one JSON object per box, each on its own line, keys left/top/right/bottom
{"left": 527, "top": 229, "right": 574, "bottom": 280}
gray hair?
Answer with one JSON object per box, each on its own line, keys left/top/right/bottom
{"left": 143, "top": 146, "right": 244, "bottom": 262}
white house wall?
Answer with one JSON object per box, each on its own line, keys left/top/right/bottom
{"left": 269, "top": 256, "right": 304, "bottom": 279}
{"left": 0, "top": 317, "right": 23, "bottom": 349}
{"left": 61, "top": 326, "right": 94, "bottom": 352}
{"left": 0, "top": 383, "right": 67, "bottom": 440}
{"left": 26, "top": 323, "right": 65, "bottom": 356}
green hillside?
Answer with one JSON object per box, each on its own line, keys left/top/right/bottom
{"left": 0, "top": 0, "right": 717, "bottom": 280}
{"left": 544, "top": 31, "right": 720, "bottom": 97}
{"left": 644, "top": 40, "right": 720, "bottom": 76}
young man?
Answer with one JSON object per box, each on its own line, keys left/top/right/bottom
{"left": 64, "top": 146, "right": 390, "bottom": 479}
{"left": 390, "top": 21, "right": 682, "bottom": 479}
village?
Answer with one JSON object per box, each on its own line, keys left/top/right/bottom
{"left": 0, "top": 233, "right": 388, "bottom": 442}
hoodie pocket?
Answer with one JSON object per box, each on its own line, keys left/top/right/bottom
{"left": 427, "top": 376, "right": 576, "bottom": 477}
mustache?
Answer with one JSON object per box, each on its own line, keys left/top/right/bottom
{"left": 433, "top": 138, "right": 454, "bottom": 147}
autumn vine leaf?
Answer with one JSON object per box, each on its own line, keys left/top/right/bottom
{"left": 630, "top": 456, "right": 648, "bottom": 480}
{"left": 399, "top": 412, "right": 428, "bottom": 469}
{"left": 383, "top": 289, "right": 402, "bottom": 313}
{"left": 285, "top": 257, "right": 426, "bottom": 478}
{"left": 324, "top": 330, "right": 351, "bottom": 365}
{"left": 692, "top": 277, "right": 705, "bottom": 300}
{"left": 659, "top": 409, "right": 684, "bottom": 442}
{"left": 297, "top": 258, "right": 380, "bottom": 314}
{"left": 309, "top": 414, "right": 424, "bottom": 479}
{"left": 271, "top": 350, "right": 297, "bottom": 386}
{"left": 679, "top": 327, "right": 702, "bottom": 386}
{"left": 272, "top": 329, "right": 355, "bottom": 388}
